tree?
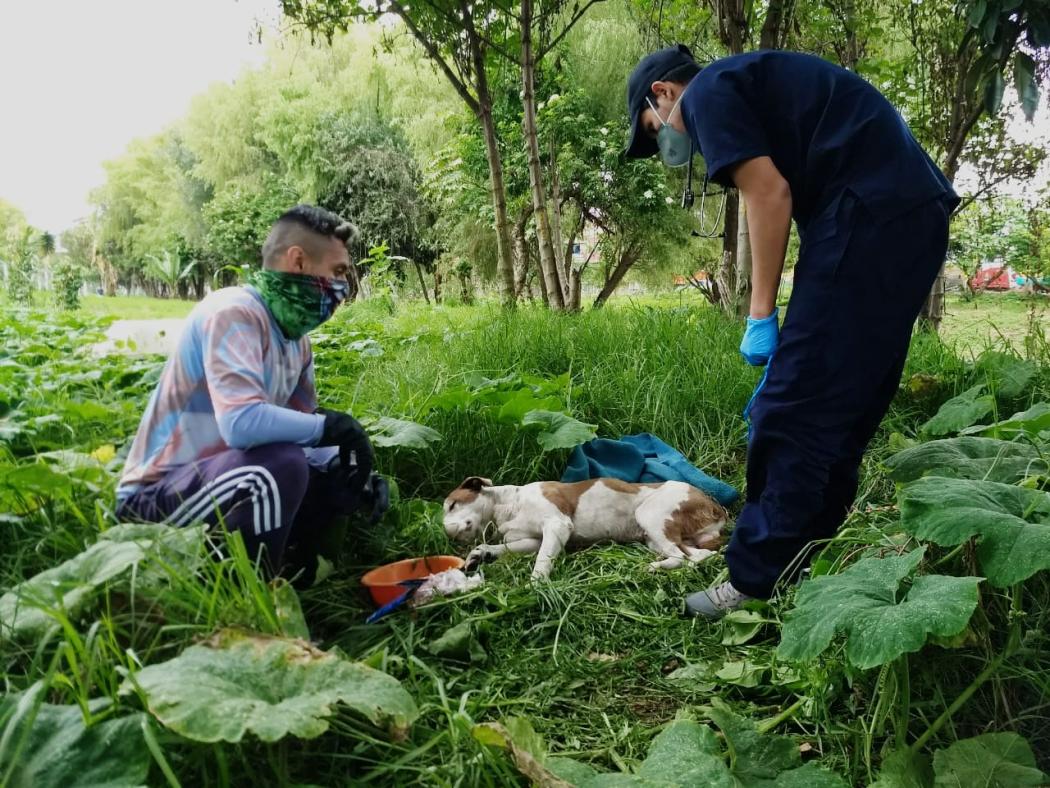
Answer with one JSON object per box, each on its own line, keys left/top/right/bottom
{"left": 0, "top": 199, "right": 29, "bottom": 262}
{"left": 311, "top": 113, "right": 428, "bottom": 259}
{"left": 538, "top": 89, "right": 687, "bottom": 308}
{"left": 6, "top": 228, "right": 37, "bottom": 305}
{"left": 51, "top": 256, "right": 85, "bottom": 310}
{"left": 887, "top": 0, "right": 1050, "bottom": 327}
{"left": 280, "top": 0, "right": 522, "bottom": 307}
{"left": 203, "top": 177, "right": 298, "bottom": 269}
{"left": 145, "top": 250, "right": 196, "bottom": 299}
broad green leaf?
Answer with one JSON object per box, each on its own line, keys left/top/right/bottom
{"left": 367, "top": 416, "right": 442, "bottom": 449}
{"left": 522, "top": 410, "right": 597, "bottom": 451}
{"left": 428, "top": 620, "right": 486, "bottom": 663}
{"left": 0, "top": 540, "right": 146, "bottom": 640}
{"left": 0, "top": 690, "right": 150, "bottom": 788}
{"left": 634, "top": 720, "right": 732, "bottom": 788}
{"left": 870, "top": 748, "right": 933, "bottom": 788}
{"left": 0, "top": 462, "right": 73, "bottom": 497}
{"left": 124, "top": 629, "right": 418, "bottom": 742}
{"left": 272, "top": 580, "right": 310, "bottom": 640}
{"left": 884, "top": 437, "right": 1047, "bottom": 484}
{"left": 426, "top": 386, "right": 474, "bottom": 411}
{"left": 1013, "top": 51, "right": 1039, "bottom": 121}
{"left": 349, "top": 338, "right": 383, "bottom": 357}
{"left": 900, "top": 477, "right": 1050, "bottom": 587}
{"left": 921, "top": 386, "right": 993, "bottom": 436}
{"left": 962, "top": 402, "right": 1050, "bottom": 440}
{"left": 778, "top": 549, "right": 981, "bottom": 669}
{"left": 984, "top": 69, "right": 1005, "bottom": 114}
{"left": 548, "top": 757, "right": 601, "bottom": 784}
{"left": 666, "top": 662, "right": 714, "bottom": 685}
{"left": 720, "top": 609, "right": 771, "bottom": 645}
{"left": 709, "top": 699, "right": 799, "bottom": 781}
{"left": 707, "top": 702, "right": 849, "bottom": 787}
{"left": 714, "top": 659, "right": 767, "bottom": 687}
{"left": 772, "top": 763, "right": 854, "bottom": 787}
{"left": 967, "top": 0, "right": 987, "bottom": 27}
{"left": 496, "top": 390, "right": 564, "bottom": 423}
{"left": 504, "top": 716, "right": 547, "bottom": 762}
{"left": 472, "top": 721, "right": 576, "bottom": 788}
{"left": 932, "top": 732, "right": 1046, "bottom": 786}
{"left": 99, "top": 521, "right": 205, "bottom": 555}
{"left": 975, "top": 352, "right": 1038, "bottom": 399}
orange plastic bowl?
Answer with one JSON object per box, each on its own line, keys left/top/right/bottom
{"left": 360, "top": 555, "right": 465, "bottom": 606}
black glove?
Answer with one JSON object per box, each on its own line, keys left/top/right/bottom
{"left": 363, "top": 473, "right": 391, "bottom": 524}
{"left": 317, "top": 408, "right": 374, "bottom": 496}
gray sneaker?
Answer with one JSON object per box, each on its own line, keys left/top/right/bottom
{"left": 684, "top": 581, "right": 753, "bottom": 619}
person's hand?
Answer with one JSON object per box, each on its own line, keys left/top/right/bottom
{"left": 364, "top": 473, "right": 390, "bottom": 524}
{"left": 317, "top": 408, "right": 374, "bottom": 495}
{"left": 739, "top": 308, "right": 779, "bottom": 366}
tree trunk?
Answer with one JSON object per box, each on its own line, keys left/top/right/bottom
{"left": 759, "top": 0, "right": 791, "bottom": 49}
{"left": 918, "top": 150, "right": 968, "bottom": 329}
{"left": 549, "top": 141, "right": 572, "bottom": 306}
{"left": 458, "top": 273, "right": 474, "bottom": 304}
{"left": 520, "top": 0, "right": 565, "bottom": 309}
{"left": 464, "top": 14, "right": 517, "bottom": 309}
{"left": 563, "top": 211, "right": 586, "bottom": 311}
{"left": 734, "top": 199, "right": 753, "bottom": 318}
{"left": 91, "top": 237, "right": 117, "bottom": 297}
{"left": 715, "top": 190, "right": 741, "bottom": 313}
{"left": 476, "top": 99, "right": 518, "bottom": 309}
{"left": 412, "top": 259, "right": 431, "bottom": 304}
{"left": 512, "top": 205, "right": 533, "bottom": 299}
{"left": 710, "top": 0, "right": 749, "bottom": 317}
{"left": 918, "top": 39, "right": 1005, "bottom": 331}
{"left": 593, "top": 243, "right": 642, "bottom": 307}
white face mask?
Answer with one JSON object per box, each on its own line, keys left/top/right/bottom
{"left": 647, "top": 94, "right": 691, "bottom": 167}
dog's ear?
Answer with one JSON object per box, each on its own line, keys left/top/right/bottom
{"left": 458, "top": 476, "right": 493, "bottom": 492}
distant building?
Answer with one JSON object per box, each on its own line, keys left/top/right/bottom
{"left": 571, "top": 224, "right": 601, "bottom": 265}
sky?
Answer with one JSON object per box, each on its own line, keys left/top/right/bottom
{"left": 0, "top": 2, "right": 1047, "bottom": 238}
{"left": 0, "top": 0, "right": 279, "bottom": 235}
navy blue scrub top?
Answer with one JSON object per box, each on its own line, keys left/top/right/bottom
{"left": 679, "top": 51, "right": 958, "bottom": 231}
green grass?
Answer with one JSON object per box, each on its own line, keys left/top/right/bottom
{"left": 79, "top": 293, "right": 196, "bottom": 319}
{"left": 939, "top": 292, "right": 1049, "bottom": 357}
{"left": 1, "top": 296, "right": 1048, "bottom": 786}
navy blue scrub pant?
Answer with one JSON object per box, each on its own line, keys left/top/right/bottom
{"left": 726, "top": 191, "right": 954, "bottom": 599}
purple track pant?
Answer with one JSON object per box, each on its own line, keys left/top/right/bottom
{"left": 115, "top": 442, "right": 357, "bottom": 576}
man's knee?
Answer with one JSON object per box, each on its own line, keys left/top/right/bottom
{"left": 230, "top": 444, "right": 310, "bottom": 517}
{"left": 241, "top": 443, "right": 309, "bottom": 482}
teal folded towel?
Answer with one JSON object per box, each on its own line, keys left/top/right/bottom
{"left": 561, "top": 433, "right": 738, "bottom": 507}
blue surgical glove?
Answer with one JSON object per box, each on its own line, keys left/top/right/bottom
{"left": 739, "top": 308, "right": 779, "bottom": 366}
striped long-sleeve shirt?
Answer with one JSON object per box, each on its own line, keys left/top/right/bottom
{"left": 117, "top": 286, "right": 325, "bottom": 497}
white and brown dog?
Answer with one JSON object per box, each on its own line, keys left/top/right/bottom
{"left": 442, "top": 476, "right": 726, "bottom": 579}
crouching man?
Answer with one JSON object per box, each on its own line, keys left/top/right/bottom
{"left": 115, "top": 204, "right": 388, "bottom": 582}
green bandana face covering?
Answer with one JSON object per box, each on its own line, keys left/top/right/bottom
{"left": 249, "top": 269, "right": 350, "bottom": 340}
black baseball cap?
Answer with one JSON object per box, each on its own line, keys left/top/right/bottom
{"left": 624, "top": 44, "right": 698, "bottom": 159}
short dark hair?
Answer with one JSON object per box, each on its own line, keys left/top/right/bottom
{"left": 262, "top": 204, "right": 359, "bottom": 268}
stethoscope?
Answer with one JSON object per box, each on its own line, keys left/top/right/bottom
{"left": 681, "top": 145, "right": 727, "bottom": 238}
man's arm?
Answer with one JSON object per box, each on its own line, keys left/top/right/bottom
{"left": 203, "top": 306, "right": 324, "bottom": 449}
{"left": 730, "top": 156, "right": 792, "bottom": 318}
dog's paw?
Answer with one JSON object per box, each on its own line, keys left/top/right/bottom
{"left": 649, "top": 556, "right": 686, "bottom": 571}
{"left": 465, "top": 545, "right": 497, "bottom": 572}
{"left": 686, "top": 548, "right": 716, "bottom": 563}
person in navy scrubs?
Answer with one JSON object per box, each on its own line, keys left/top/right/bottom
{"left": 624, "top": 45, "right": 959, "bottom": 618}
